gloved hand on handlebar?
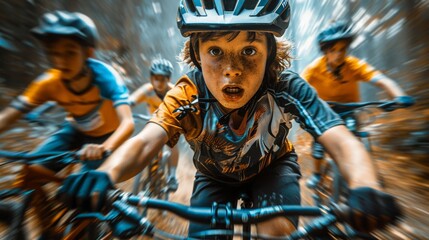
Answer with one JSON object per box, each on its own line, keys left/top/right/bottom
{"left": 394, "top": 96, "right": 415, "bottom": 107}
{"left": 59, "top": 170, "right": 113, "bottom": 212}
{"left": 346, "top": 187, "right": 402, "bottom": 233}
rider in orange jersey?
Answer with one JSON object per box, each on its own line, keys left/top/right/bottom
{"left": 302, "top": 21, "right": 414, "bottom": 188}
{"left": 60, "top": 1, "right": 402, "bottom": 238}
{"left": 129, "top": 58, "right": 179, "bottom": 191}
{"left": 0, "top": 11, "right": 134, "bottom": 171}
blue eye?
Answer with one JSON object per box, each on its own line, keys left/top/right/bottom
{"left": 209, "top": 48, "right": 223, "bottom": 56}
{"left": 242, "top": 48, "right": 256, "bottom": 56}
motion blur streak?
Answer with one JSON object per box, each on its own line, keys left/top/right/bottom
{"left": 0, "top": 0, "right": 428, "bottom": 239}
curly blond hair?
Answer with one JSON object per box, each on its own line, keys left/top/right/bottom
{"left": 180, "top": 31, "right": 293, "bottom": 86}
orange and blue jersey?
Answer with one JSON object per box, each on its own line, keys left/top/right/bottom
{"left": 11, "top": 58, "right": 130, "bottom": 137}
{"left": 301, "top": 55, "right": 385, "bottom": 102}
{"left": 149, "top": 69, "right": 343, "bottom": 183}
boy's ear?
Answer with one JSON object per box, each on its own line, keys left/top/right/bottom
{"left": 86, "top": 47, "right": 96, "bottom": 58}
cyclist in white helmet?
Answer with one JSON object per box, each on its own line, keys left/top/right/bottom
{"left": 129, "top": 58, "right": 179, "bottom": 191}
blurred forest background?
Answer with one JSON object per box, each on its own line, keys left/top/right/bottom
{"left": 0, "top": 0, "right": 428, "bottom": 239}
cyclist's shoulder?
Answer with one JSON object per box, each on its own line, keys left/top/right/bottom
{"left": 87, "top": 58, "right": 124, "bottom": 85}
{"left": 304, "top": 56, "right": 325, "bottom": 71}
{"left": 345, "top": 55, "right": 369, "bottom": 67}
{"left": 172, "top": 70, "right": 199, "bottom": 93}
{"left": 275, "top": 70, "right": 318, "bottom": 100}
{"left": 26, "top": 69, "right": 62, "bottom": 92}
{"left": 33, "top": 69, "right": 61, "bottom": 83}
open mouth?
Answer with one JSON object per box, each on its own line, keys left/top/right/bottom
{"left": 222, "top": 86, "right": 244, "bottom": 94}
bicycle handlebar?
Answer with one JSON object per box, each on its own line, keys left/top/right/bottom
{"left": 73, "top": 189, "right": 351, "bottom": 239}
{"left": 326, "top": 100, "right": 412, "bottom": 116}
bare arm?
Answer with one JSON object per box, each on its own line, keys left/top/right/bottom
{"left": 102, "top": 104, "right": 135, "bottom": 151}
{"left": 129, "top": 85, "right": 149, "bottom": 106}
{"left": 373, "top": 77, "right": 407, "bottom": 98}
{"left": 98, "top": 122, "right": 168, "bottom": 183}
{"left": 318, "top": 125, "right": 381, "bottom": 190}
{"left": 0, "top": 107, "right": 24, "bottom": 133}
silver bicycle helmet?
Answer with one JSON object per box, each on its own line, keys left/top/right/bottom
{"left": 317, "top": 21, "right": 355, "bottom": 50}
{"left": 177, "top": 0, "right": 291, "bottom": 37}
{"left": 150, "top": 59, "right": 174, "bottom": 77}
{"left": 31, "top": 10, "right": 99, "bottom": 47}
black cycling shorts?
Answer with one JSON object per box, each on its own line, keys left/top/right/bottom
{"left": 188, "top": 152, "right": 301, "bottom": 238}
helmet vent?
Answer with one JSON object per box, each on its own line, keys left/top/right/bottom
{"left": 243, "top": 0, "right": 258, "bottom": 10}
{"left": 202, "top": 0, "right": 214, "bottom": 9}
{"left": 185, "top": 0, "right": 197, "bottom": 14}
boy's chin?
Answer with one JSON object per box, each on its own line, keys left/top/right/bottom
{"left": 219, "top": 102, "right": 246, "bottom": 112}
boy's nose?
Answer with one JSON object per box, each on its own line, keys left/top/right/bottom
{"left": 223, "top": 66, "right": 242, "bottom": 77}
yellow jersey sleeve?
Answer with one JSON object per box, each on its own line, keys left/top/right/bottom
{"left": 11, "top": 70, "right": 59, "bottom": 112}
{"left": 149, "top": 75, "right": 203, "bottom": 147}
{"left": 346, "top": 56, "right": 382, "bottom": 82}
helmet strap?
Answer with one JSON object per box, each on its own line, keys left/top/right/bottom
{"left": 189, "top": 39, "right": 202, "bottom": 70}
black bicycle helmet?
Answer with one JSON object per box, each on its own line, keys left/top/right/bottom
{"left": 31, "top": 10, "right": 98, "bottom": 47}
{"left": 150, "top": 59, "right": 174, "bottom": 77}
{"left": 317, "top": 21, "right": 355, "bottom": 50}
{"left": 177, "top": 0, "right": 291, "bottom": 37}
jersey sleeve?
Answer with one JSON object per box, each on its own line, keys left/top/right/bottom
{"left": 89, "top": 59, "right": 130, "bottom": 107}
{"left": 348, "top": 56, "right": 383, "bottom": 83}
{"left": 149, "top": 76, "right": 203, "bottom": 147}
{"left": 10, "top": 72, "right": 52, "bottom": 113}
{"left": 277, "top": 71, "right": 344, "bottom": 139}
{"left": 300, "top": 65, "right": 313, "bottom": 82}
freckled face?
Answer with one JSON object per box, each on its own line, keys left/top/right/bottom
{"left": 198, "top": 31, "right": 268, "bottom": 112}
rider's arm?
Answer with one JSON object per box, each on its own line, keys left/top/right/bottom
{"left": 100, "top": 104, "right": 135, "bottom": 152}
{"left": 129, "top": 84, "right": 150, "bottom": 106}
{"left": 317, "top": 125, "right": 381, "bottom": 190}
{"left": 0, "top": 107, "right": 24, "bottom": 133}
{"left": 372, "top": 77, "right": 407, "bottom": 98}
{"left": 98, "top": 122, "right": 167, "bottom": 183}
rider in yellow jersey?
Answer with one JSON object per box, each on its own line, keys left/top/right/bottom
{"left": 302, "top": 21, "right": 414, "bottom": 188}
{"left": 0, "top": 11, "right": 134, "bottom": 172}
{"left": 129, "top": 59, "right": 179, "bottom": 191}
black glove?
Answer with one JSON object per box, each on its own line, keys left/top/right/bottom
{"left": 394, "top": 96, "right": 415, "bottom": 107}
{"left": 346, "top": 187, "right": 402, "bottom": 233}
{"left": 59, "top": 170, "right": 113, "bottom": 212}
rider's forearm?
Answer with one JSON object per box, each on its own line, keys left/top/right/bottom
{"left": 98, "top": 123, "right": 168, "bottom": 184}
{"left": 98, "top": 136, "right": 150, "bottom": 183}
{"left": 318, "top": 126, "right": 381, "bottom": 190}
{"left": 101, "top": 117, "right": 134, "bottom": 151}
{"left": 331, "top": 138, "right": 381, "bottom": 190}
{"left": 374, "top": 78, "right": 407, "bottom": 98}
{"left": 0, "top": 107, "right": 23, "bottom": 134}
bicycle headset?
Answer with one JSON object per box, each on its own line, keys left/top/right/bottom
{"left": 150, "top": 59, "right": 174, "bottom": 77}
{"left": 317, "top": 21, "right": 355, "bottom": 52}
{"left": 31, "top": 10, "right": 99, "bottom": 48}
